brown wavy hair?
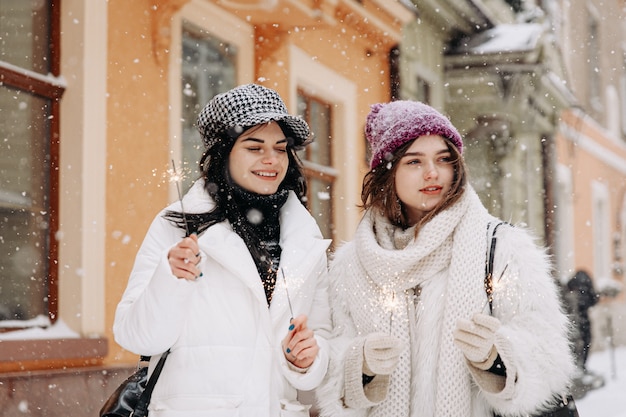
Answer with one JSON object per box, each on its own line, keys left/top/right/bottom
{"left": 360, "top": 137, "right": 467, "bottom": 231}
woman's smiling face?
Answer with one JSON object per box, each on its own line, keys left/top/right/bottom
{"left": 228, "top": 121, "right": 289, "bottom": 195}
{"left": 394, "top": 135, "right": 454, "bottom": 226}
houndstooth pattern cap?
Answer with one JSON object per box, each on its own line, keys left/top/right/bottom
{"left": 196, "top": 83, "right": 311, "bottom": 150}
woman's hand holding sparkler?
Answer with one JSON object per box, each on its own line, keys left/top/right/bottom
{"left": 168, "top": 233, "right": 203, "bottom": 280}
{"left": 453, "top": 313, "right": 501, "bottom": 370}
{"left": 166, "top": 159, "right": 202, "bottom": 280}
{"left": 282, "top": 314, "right": 319, "bottom": 369}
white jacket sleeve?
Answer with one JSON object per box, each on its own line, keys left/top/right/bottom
{"left": 474, "top": 225, "right": 575, "bottom": 416}
{"left": 113, "top": 213, "right": 198, "bottom": 355}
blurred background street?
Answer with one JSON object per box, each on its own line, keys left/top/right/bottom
{"left": 576, "top": 346, "right": 626, "bottom": 416}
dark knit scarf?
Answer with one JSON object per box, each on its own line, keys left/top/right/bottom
{"left": 226, "top": 184, "right": 289, "bottom": 306}
{"left": 163, "top": 167, "right": 290, "bottom": 306}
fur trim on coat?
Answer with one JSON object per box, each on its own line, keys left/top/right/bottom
{"left": 316, "top": 186, "right": 574, "bottom": 417}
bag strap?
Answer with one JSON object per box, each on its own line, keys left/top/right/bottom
{"left": 485, "top": 222, "right": 507, "bottom": 315}
{"left": 132, "top": 349, "right": 170, "bottom": 417}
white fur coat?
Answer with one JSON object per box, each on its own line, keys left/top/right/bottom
{"left": 316, "top": 186, "right": 574, "bottom": 417}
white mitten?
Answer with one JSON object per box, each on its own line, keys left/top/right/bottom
{"left": 363, "top": 332, "right": 402, "bottom": 376}
{"left": 454, "top": 313, "right": 501, "bottom": 369}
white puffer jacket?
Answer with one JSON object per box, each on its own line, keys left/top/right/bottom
{"left": 114, "top": 180, "right": 332, "bottom": 417}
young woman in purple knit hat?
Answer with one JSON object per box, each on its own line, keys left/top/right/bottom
{"left": 113, "top": 84, "right": 331, "bottom": 417}
{"left": 316, "top": 100, "right": 577, "bottom": 417}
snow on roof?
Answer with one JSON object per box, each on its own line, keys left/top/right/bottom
{"left": 455, "top": 23, "right": 544, "bottom": 55}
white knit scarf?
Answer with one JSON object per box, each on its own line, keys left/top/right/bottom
{"left": 346, "top": 186, "right": 491, "bottom": 416}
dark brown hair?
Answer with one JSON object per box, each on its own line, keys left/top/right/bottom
{"left": 164, "top": 121, "right": 308, "bottom": 236}
{"left": 360, "top": 137, "right": 467, "bottom": 230}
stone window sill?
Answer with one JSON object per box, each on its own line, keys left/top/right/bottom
{"left": 0, "top": 338, "right": 108, "bottom": 372}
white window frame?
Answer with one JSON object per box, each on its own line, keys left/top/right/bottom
{"left": 289, "top": 45, "right": 359, "bottom": 241}
{"left": 587, "top": 3, "right": 602, "bottom": 111}
{"left": 606, "top": 84, "right": 620, "bottom": 139}
{"left": 556, "top": 164, "right": 575, "bottom": 284}
{"left": 620, "top": 71, "right": 626, "bottom": 138}
{"left": 58, "top": 0, "right": 108, "bottom": 336}
{"left": 619, "top": 194, "right": 626, "bottom": 276}
{"left": 411, "top": 62, "right": 439, "bottom": 106}
{"left": 168, "top": 0, "right": 254, "bottom": 202}
{"left": 592, "top": 180, "right": 611, "bottom": 281}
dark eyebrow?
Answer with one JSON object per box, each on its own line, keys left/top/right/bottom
{"left": 241, "top": 137, "right": 288, "bottom": 144}
{"left": 403, "top": 148, "right": 450, "bottom": 158}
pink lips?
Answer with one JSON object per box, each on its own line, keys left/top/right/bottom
{"left": 420, "top": 185, "right": 442, "bottom": 195}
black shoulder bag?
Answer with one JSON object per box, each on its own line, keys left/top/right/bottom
{"left": 485, "top": 222, "right": 579, "bottom": 417}
{"left": 99, "top": 350, "right": 170, "bottom": 417}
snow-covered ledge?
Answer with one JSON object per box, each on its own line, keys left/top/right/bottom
{"left": 0, "top": 319, "right": 107, "bottom": 369}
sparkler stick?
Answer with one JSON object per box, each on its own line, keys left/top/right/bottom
{"left": 281, "top": 267, "right": 294, "bottom": 320}
{"left": 389, "top": 292, "right": 395, "bottom": 335}
{"left": 482, "top": 263, "right": 509, "bottom": 313}
{"left": 171, "top": 159, "right": 190, "bottom": 237}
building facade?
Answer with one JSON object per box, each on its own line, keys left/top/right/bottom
{"left": 550, "top": 0, "right": 626, "bottom": 349}
{"left": 0, "top": 0, "right": 414, "bottom": 414}
{"left": 1, "top": 0, "right": 625, "bottom": 414}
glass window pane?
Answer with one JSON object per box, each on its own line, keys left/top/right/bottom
{"left": 308, "top": 177, "right": 333, "bottom": 239}
{"left": 181, "top": 21, "right": 237, "bottom": 191}
{"left": 416, "top": 76, "right": 431, "bottom": 104}
{"left": 296, "top": 92, "right": 335, "bottom": 240}
{"left": 0, "top": 86, "right": 51, "bottom": 321}
{"left": 296, "top": 95, "right": 308, "bottom": 162}
{"left": 307, "top": 101, "right": 331, "bottom": 166}
{"left": 0, "top": 0, "right": 51, "bottom": 74}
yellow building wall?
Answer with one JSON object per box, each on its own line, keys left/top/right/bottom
{"left": 106, "top": 1, "right": 177, "bottom": 363}
{"left": 103, "top": 0, "right": 410, "bottom": 364}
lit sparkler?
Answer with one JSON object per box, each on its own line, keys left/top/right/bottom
{"left": 164, "top": 160, "right": 188, "bottom": 185}
{"left": 382, "top": 289, "right": 399, "bottom": 335}
{"left": 170, "top": 159, "right": 190, "bottom": 237}
{"left": 482, "top": 263, "right": 509, "bottom": 313}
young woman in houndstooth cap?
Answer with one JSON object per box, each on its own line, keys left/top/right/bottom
{"left": 316, "top": 100, "right": 576, "bottom": 417}
{"left": 114, "top": 84, "right": 331, "bottom": 417}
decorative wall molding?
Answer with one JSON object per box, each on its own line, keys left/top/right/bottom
{"left": 151, "top": 0, "right": 191, "bottom": 65}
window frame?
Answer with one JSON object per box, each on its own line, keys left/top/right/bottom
{"left": 0, "top": 1, "right": 108, "bottom": 371}
{"left": 618, "top": 57, "right": 626, "bottom": 137}
{"left": 177, "top": 19, "right": 239, "bottom": 192}
{"left": 289, "top": 45, "right": 360, "bottom": 242}
{"left": 168, "top": 0, "right": 254, "bottom": 202}
{"left": 555, "top": 164, "right": 575, "bottom": 282}
{"left": 296, "top": 91, "right": 337, "bottom": 241}
{"left": 587, "top": 7, "right": 601, "bottom": 110}
{"left": 592, "top": 181, "right": 611, "bottom": 281}
{"left": 411, "top": 62, "right": 438, "bottom": 106}
{"left": 0, "top": 1, "right": 62, "bottom": 326}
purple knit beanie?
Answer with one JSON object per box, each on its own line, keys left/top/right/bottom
{"left": 365, "top": 100, "right": 463, "bottom": 169}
